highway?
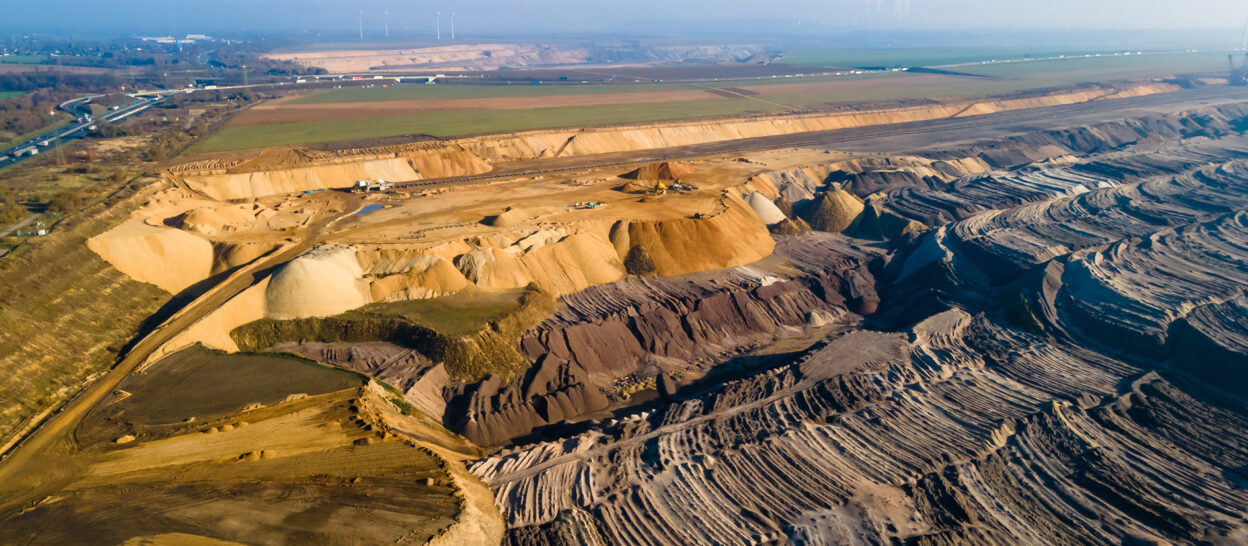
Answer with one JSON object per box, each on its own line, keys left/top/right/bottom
{"left": 0, "top": 94, "right": 167, "bottom": 170}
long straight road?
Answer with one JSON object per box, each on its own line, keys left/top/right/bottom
{"left": 0, "top": 96, "right": 165, "bottom": 170}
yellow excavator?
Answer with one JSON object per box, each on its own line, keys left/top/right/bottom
{"left": 653, "top": 180, "right": 668, "bottom": 195}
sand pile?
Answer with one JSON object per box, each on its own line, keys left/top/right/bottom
{"left": 173, "top": 203, "right": 271, "bottom": 235}
{"left": 404, "top": 147, "right": 493, "bottom": 179}
{"left": 487, "top": 207, "right": 530, "bottom": 228}
{"left": 744, "top": 192, "right": 788, "bottom": 225}
{"left": 454, "top": 233, "right": 625, "bottom": 295}
{"left": 805, "top": 188, "right": 865, "bottom": 233}
{"left": 212, "top": 241, "right": 279, "bottom": 275}
{"left": 623, "top": 198, "right": 774, "bottom": 276}
{"left": 265, "top": 246, "right": 371, "bottom": 319}
{"left": 620, "top": 161, "right": 693, "bottom": 181}
{"left": 845, "top": 203, "right": 927, "bottom": 240}
{"left": 616, "top": 180, "right": 659, "bottom": 194}
{"left": 370, "top": 256, "right": 471, "bottom": 301}
{"left": 87, "top": 219, "right": 215, "bottom": 294}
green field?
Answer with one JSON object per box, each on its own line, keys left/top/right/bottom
{"left": 0, "top": 55, "right": 49, "bottom": 64}
{"left": 192, "top": 97, "right": 786, "bottom": 152}
{"left": 962, "top": 51, "right": 1229, "bottom": 82}
{"left": 193, "top": 50, "right": 1235, "bottom": 153}
{"left": 0, "top": 92, "right": 24, "bottom": 101}
{"left": 291, "top": 81, "right": 707, "bottom": 104}
{"left": 774, "top": 47, "right": 1190, "bottom": 68}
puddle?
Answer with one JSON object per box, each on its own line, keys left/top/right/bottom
{"left": 354, "top": 204, "right": 384, "bottom": 216}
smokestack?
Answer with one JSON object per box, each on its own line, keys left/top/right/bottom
{"left": 358, "top": 10, "right": 364, "bottom": 40}
{"left": 451, "top": 13, "right": 456, "bottom": 40}
{"left": 385, "top": 11, "right": 390, "bottom": 38}
{"left": 436, "top": 11, "right": 441, "bottom": 40}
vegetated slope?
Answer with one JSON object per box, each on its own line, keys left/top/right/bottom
{"left": 469, "top": 117, "right": 1248, "bottom": 544}
{"left": 0, "top": 181, "right": 169, "bottom": 453}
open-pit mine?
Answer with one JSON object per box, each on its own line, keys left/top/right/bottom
{"left": 2, "top": 78, "right": 1248, "bottom": 545}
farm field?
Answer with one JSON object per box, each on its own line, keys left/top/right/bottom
{"left": 190, "top": 97, "right": 787, "bottom": 152}
{"left": 192, "top": 50, "right": 1232, "bottom": 153}
{"left": 0, "top": 55, "right": 49, "bottom": 64}
{"left": 0, "top": 92, "right": 24, "bottom": 100}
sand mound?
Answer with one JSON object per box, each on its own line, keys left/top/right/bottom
{"left": 845, "top": 204, "right": 927, "bottom": 240}
{"left": 174, "top": 203, "right": 265, "bottom": 235}
{"left": 405, "top": 147, "right": 493, "bottom": 179}
{"left": 806, "top": 188, "right": 865, "bottom": 233}
{"left": 616, "top": 180, "right": 659, "bottom": 194}
{"left": 212, "top": 242, "right": 279, "bottom": 275}
{"left": 770, "top": 217, "right": 812, "bottom": 235}
{"left": 455, "top": 233, "right": 625, "bottom": 295}
{"left": 778, "top": 181, "right": 816, "bottom": 203}
{"left": 265, "top": 246, "right": 371, "bottom": 319}
{"left": 745, "top": 192, "right": 788, "bottom": 225}
{"left": 370, "top": 256, "right": 471, "bottom": 301}
{"left": 620, "top": 161, "right": 693, "bottom": 181}
{"left": 487, "top": 207, "right": 530, "bottom": 228}
{"left": 88, "top": 219, "right": 215, "bottom": 294}
{"left": 624, "top": 197, "right": 774, "bottom": 276}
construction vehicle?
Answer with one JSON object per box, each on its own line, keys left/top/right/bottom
{"left": 1229, "top": 53, "right": 1247, "bottom": 86}
{"left": 670, "top": 180, "right": 697, "bottom": 192}
{"left": 653, "top": 180, "right": 668, "bottom": 195}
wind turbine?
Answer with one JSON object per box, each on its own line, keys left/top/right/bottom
{"left": 436, "top": 11, "right": 441, "bottom": 40}
{"left": 1241, "top": 14, "right": 1248, "bottom": 50}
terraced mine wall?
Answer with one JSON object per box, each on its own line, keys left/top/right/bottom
{"left": 469, "top": 105, "right": 1248, "bottom": 544}
{"left": 466, "top": 234, "right": 880, "bottom": 446}
{"left": 518, "top": 235, "right": 879, "bottom": 383}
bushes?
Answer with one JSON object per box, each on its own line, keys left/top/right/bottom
{"left": 231, "top": 290, "right": 555, "bottom": 382}
{"left": 624, "top": 245, "right": 657, "bottom": 276}
{"left": 0, "top": 187, "right": 26, "bottom": 224}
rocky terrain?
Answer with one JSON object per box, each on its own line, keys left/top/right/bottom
{"left": 467, "top": 105, "right": 1248, "bottom": 544}
{"left": 4, "top": 80, "right": 1248, "bottom": 544}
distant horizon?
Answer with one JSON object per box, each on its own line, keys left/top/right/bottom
{"left": 2, "top": 1, "right": 1246, "bottom": 43}
{"left": 3, "top": 27, "right": 1245, "bottom": 55}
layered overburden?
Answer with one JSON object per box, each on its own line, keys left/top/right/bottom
{"left": 7, "top": 83, "right": 1248, "bottom": 545}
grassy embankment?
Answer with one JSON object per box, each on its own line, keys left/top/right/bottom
{"left": 190, "top": 50, "right": 1231, "bottom": 153}
{"left": 231, "top": 288, "right": 554, "bottom": 382}
{"left": 0, "top": 94, "right": 256, "bottom": 449}
{"left": 0, "top": 178, "right": 170, "bottom": 446}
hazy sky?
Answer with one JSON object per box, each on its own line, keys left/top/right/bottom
{"left": 2, "top": 0, "right": 1246, "bottom": 38}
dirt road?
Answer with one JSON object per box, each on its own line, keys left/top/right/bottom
{"left": 0, "top": 196, "right": 360, "bottom": 512}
